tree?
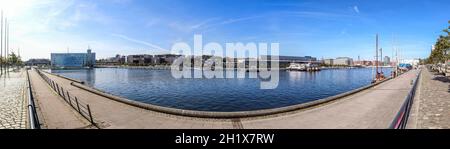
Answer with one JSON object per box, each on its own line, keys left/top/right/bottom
{"left": 8, "top": 52, "right": 22, "bottom": 66}
{"left": 428, "top": 21, "right": 450, "bottom": 64}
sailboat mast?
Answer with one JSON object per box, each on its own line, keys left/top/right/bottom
{"left": 380, "top": 48, "right": 383, "bottom": 73}
{"left": 376, "top": 34, "right": 379, "bottom": 76}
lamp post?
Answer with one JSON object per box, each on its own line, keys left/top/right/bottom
{"left": 5, "top": 18, "right": 9, "bottom": 74}
{"left": 1, "top": 10, "right": 3, "bottom": 76}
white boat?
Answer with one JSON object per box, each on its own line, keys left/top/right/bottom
{"left": 287, "top": 63, "right": 306, "bottom": 71}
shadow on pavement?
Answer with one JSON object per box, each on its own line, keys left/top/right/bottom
{"left": 432, "top": 76, "right": 450, "bottom": 83}
{"left": 431, "top": 76, "right": 450, "bottom": 93}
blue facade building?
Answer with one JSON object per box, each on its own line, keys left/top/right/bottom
{"left": 51, "top": 49, "right": 96, "bottom": 68}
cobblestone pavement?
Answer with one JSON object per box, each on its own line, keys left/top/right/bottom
{"left": 416, "top": 68, "right": 450, "bottom": 129}
{"left": 0, "top": 70, "right": 28, "bottom": 129}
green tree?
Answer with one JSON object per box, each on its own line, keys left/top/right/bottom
{"left": 8, "top": 52, "right": 22, "bottom": 66}
{"left": 428, "top": 21, "right": 450, "bottom": 64}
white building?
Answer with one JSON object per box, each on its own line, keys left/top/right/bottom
{"left": 323, "top": 59, "right": 334, "bottom": 65}
{"left": 334, "top": 57, "right": 353, "bottom": 66}
{"left": 400, "top": 59, "right": 420, "bottom": 66}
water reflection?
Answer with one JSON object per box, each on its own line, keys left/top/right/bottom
{"left": 86, "top": 69, "right": 95, "bottom": 85}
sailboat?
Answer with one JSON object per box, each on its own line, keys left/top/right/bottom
{"left": 372, "top": 34, "right": 386, "bottom": 83}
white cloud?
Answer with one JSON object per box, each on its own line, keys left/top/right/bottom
{"left": 286, "top": 11, "right": 353, "bottom": 19}
{"left": 190, "top": 17, "right": 220, "bottom": 29}
{"left": 219, "top": 15, "right": 262, "bottom": 25}
{"left": 168, "top": 17, "right": 220, "bottom": 33}
{"left": 110, "top": 33, "right": 169, "bottom": 53}
{"left": 353, "top": 6, "right": 360, "bottom": 14}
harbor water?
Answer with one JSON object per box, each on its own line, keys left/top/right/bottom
{"left": 51, "top": 67, "right": 392, "bottom": 112}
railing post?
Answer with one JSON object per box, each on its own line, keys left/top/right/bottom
{"left": 61, "top": 87, "right": 66, "bottom": 101}
{"left": 67, "top": 91, "right": 72, "bottom": 107}
{"left": 75, "top": 97, "right": 81, "bottom": 113}
{"left": 52, "top": 81, "right": 56, "bottom": 90}
{"left": 56, "top": 83, "right": 61, "bottom": 96}
{"left": 87, "top": 104, "right": 94, "bottom": 124}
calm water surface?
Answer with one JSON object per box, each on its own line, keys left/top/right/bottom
{"left": 51, "top": 68, "right": 392, "bottom": 112}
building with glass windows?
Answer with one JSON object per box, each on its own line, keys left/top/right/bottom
{"left": 51, "top": 49, "right": 96, "bottom": 68}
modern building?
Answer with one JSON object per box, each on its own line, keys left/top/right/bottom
{"left": 98, "top": 54, "right": 126, "bottom": 65}
{"left": 127, "top": 54, "right": 149, "bottom": 65}
{"left": 154, "top": 54, "right": 181, "bottom": 64}
{"left": 51, "top": 49, "right": 96, "bottom": 68}
{"left": 125, "top": 54, "right": 181, "bottom": 65}
{"left": 277, "top": 56, "right": 317, "bottom": 62}
{"left": 334, "top": 57, "right": 353, "bottom": 66}
{"left": 384, "top": 56, "right": 391, "bottom": 66}
{"left": 257, "top": 55, "right": 319, "bottom": 68}
{"left": 126, "top": 54, "right": 153, "bottom": 65}
{"left": 25, "top": 59, "right": 51, "bottom": 66}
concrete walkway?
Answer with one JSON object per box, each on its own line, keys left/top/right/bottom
{"left": 408, "top": 67, "right": 450, "bottom": 129}
{"left": 36, "top": 69, "right": 420, "bottom": 129}
{"left": 29, "top": 70, "right": 91, "bottom": 129}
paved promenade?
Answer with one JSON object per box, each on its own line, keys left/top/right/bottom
{"left": 29, "top": 70, "right": 91, "bottom": 129}
{"left": 243, "top": 69, "right": 419, "bottom": 129}
{"left": 32, "top": 69, "right": 420, "bottom": 129}
{"left": 408, "top": 67, "right": 450, "bottom": 129}
{"left": 0, "top": 71, "right": 27, "bottom": 129}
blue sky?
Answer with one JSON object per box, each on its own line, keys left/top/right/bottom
{"left": 2, "top": 0, "right": 449, "bottom": 60}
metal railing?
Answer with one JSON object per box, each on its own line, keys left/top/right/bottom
{"left": 35, "top": 69, "right": 97, "bottom": 127}
{"left": 26, "top": 69, "right": 40, "bottom": 129}
{"left": 389, "top": 69, "right": 421, "bottom": 129}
